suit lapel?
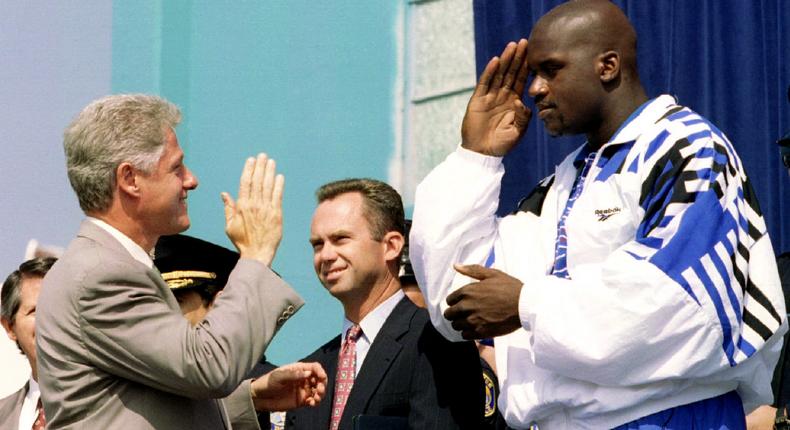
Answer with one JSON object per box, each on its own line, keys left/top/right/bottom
{"left": 340, "top": 298, "right": 416, "bottom": 426}
{"left": 317, "top": 336, "right": 341, "bottom": 427}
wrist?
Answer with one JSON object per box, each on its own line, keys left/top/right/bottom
{"left": 239, "top": 249, "right": 275, "bottom": 267}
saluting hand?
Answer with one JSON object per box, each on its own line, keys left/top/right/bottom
{"left": 444, "top": 264, "right": 523, "bottom": 339}
{"left": 461, "top": 39, "right": 531, "bottom": 157}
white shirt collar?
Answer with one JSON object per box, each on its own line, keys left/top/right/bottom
{"left": 87, "top": 217, "right": 154, "bottom": 268}
{"left": 18, "top": 377, "right": 40, "bottom": 430}
{"left": 342, "top": 289, "right": 405, "bottom": 344}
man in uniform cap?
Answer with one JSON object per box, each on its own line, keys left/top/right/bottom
{"left": 154, "top": 234, "right": 327, "bottom": 430}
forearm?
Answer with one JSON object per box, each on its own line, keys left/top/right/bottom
{"left": 81, "top": 260, "right": 302, "bottom": 398}
{"left": 411, "top": 146, "right": 504, "bottom": 342}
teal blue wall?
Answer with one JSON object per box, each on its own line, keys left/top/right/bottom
{"left": 113, "top": 1, "right": 400, "bottom": 364}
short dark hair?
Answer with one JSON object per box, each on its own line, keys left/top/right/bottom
{"left": 1, "top": 257, "right": 57, "bottom": 324}
{"left": 172, "top": 287, "right": 219, "bottom": 307}
{"left": 316, "top": 178, "right": 405, "bottom": 240}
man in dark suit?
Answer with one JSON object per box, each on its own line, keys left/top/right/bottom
{"left": 286, "top": 178, "right": 483, "bottom": 430}
{"left": 0, "top": 257, "right": 56, "bottom": 430}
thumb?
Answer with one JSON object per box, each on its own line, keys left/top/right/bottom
{"left": 514, "top": 99, "right": 531, "bottom": 129}
{"left": 454, "top": 263, "right": 497, "bottom": 280}
{"left": 221, "top": 192, "right": 235, "bottom": 224}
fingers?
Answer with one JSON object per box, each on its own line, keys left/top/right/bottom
{"left": 512, "top": 39, "right": 530, "bottom": 95}
{"left": 238, "top": 156, "right": 256, "bottom": 202}
{"left": 446, "top": 307, "right": 481, "bottom": 340}
{"left": 491, "top": 41, "right": 517, "bottom": 89}
{"left": 220, "top": 192, "right": 235, "bottom": 224}
{"left": 473, "top": 56, "right": 500, "bottom": 97}
{"left": 251, "top": 153, "right": 268, "bottom": 199}
{"left": 272, "top": 174, "right": 285, "bottom": 208}
{"left": 453, "top": 263, "right": 500, "bottom": 280}
{"left": 513, "top": 99, "right": 531, "bottom": 129}
{"left": 261, "top": 158, "right": 276, "bottom": 202}
{"left": 304, "top": 361, "right": 327, "bottom": 381}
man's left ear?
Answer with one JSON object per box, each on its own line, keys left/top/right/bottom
{"left": 598, "top": 51, "right": 620, "bottom": 83}
{"left": 1, "top": 317, "right": 16, "bottom": 342}
{"left": 382, "top": 231, "right": 405, "bottom": 262}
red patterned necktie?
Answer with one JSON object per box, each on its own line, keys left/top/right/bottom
{"left": 32, "top": 398, "right": 46, "bottom": 430}
{"left": 329, "top": 324, "right": 362, "bottom": 430}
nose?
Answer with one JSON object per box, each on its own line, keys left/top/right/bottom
{"left": 184, "top": 166, "right": 199, "bottom": 190}
{"left": 318, "top": 243, "right": 338, "bottom": 264}
{"left": 528, "top": 75, "right": 547, "bottom": 100}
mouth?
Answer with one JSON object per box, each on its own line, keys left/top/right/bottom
{"left": 536, "top": 104, "right": 555, "bottom": 119}
{"left": 323, "top": 266, "right": 347, "bottom": 282}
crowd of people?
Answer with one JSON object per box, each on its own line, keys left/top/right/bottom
{"left": 1, "top": 1, "right": 788, "bottom": 429}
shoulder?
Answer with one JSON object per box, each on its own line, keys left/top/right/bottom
{"left": 301, "top": 335, "right": 342, "bottom": 362}
{"left": 640, "top": 103, "right": 734, "bottom": 165}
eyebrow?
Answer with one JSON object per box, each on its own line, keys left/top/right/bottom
{"left": 309, "top": 229, "right": 354, "bottom": 244}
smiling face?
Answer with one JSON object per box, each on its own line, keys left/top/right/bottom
{"left": 309, "top": 192, "right": 391, "bottom": 304}
{"left": 136, "top": 128, "right": 199, "bottom": 237}
{"left": 1, "top": 276, "right": 42, "bottom": 381}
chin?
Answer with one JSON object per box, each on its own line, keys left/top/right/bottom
{"left": 174, "top": 216, "right": 191, "bottom": 232}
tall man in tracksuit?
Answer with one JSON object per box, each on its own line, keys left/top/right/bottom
{"left": 409, "top": 1, "right": 786, "bottom": 429}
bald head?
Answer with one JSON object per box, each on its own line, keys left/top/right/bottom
{"left": 532, "top": 0, "right": 638, "bottom": 75}
{"left": 525, "top": 0, "right": 647, "bottom": 146}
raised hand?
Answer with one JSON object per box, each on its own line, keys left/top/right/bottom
{"left": 461, "top": 39, "right": 531, "bottom": 156}
{"left": 443, "top": 264, "right": 523, "bottom": 339}
{"left": 221, "top": 153, "right": 285, "bottom": 266}
{"left": 250, "top": 362, "right": 327, "bottom": 411}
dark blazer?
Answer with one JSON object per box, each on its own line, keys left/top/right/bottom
{"left": 0, "top": 382, "right": 27, "bottom": 430}
{"left": 286, "top": 297, "right": 484, "bottom": 430}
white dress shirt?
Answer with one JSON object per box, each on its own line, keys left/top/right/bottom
{"left": 17, "top": 378, "right": 40, "bottom": 430}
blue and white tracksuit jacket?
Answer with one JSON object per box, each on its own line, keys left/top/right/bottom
{"left": 410, "top": 95, "right": 786, "bottom": 429}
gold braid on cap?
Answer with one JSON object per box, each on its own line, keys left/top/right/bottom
{"left": 162, "top": 270, "right": 217, "bottom": 290}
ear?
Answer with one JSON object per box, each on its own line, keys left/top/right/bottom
{"left": 116, "top": 162, "right": 142, "bottom": 198}
{"left": 381, "top": 231, "right": 405, "bottom": 263}
{"left": 598, "top": 50, "right": 620, "bottom": 84}
{"left": 1, "top": 317, "right": 16, "bottom": 342}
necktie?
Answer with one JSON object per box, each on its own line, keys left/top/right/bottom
{"left": 32, "top": 398, "right": 46, "bottom": 430}
{"left": 329, "top": 324, "right": 362, "bottom": 430}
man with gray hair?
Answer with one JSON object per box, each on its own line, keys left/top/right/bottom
{"left": 0, "top": 257, "right": 56, "bottom": 430}
{"left": 35, "top": 94, "right": 321, "bottom": 429}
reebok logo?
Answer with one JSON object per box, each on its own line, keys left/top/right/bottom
{"left": 595, "top": 207, "right": 621, "bottom": 221}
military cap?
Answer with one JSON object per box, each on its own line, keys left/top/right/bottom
{"left": 154, "top": 234, "right": 239, "bottom": 293}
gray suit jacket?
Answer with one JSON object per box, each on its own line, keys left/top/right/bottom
{"left": 0, "top": 382, "right": 27, "bottom": 430}
{"left": 36, "top": 220, "right": 303, "bottom": 429}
